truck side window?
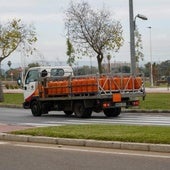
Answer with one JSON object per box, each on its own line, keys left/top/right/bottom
{"left": 25, "top": 70, "right": 39, "bottom": 84}
{"left": 51, "top": 69, "right": 64, "bottom": 77}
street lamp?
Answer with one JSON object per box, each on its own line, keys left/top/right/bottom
{"left": 148, "top": 26, "right": 154, "bottom": 87}
{"left": 135, "top": 14, "right": 148, "bottom": 21}
{"left": 129, "top": 0, "right": 148, "bottom": 74}
{"left": 134, "top": 14, "right": 148, "bottom": 30}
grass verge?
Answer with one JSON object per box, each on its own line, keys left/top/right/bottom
{"left": 12, "top": 124, "right": 170, "bottom": 144}
{"left": 139, "top": 93, "right": 170, "bottom": 110}
{"left": 0, "top": 93, "right": 23, "bottom": 106}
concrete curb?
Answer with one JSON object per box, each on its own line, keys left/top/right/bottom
{"left": 0, "top": 133, "right": 170, "bottom": 153}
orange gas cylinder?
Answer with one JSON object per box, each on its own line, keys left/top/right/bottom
{"left": 135, "top": 77, "right": 142, "bottom": 89}
{"left": 87, "top": 78, "right": 92, "bottom": 92}
{"left": 53, "top": 82, "right": 57, "bottom": 94}
{"left": 58, "top": 81, "right": 63, "bottom": 94}
{"left": 87, "top": 78, "right": 97, "bottom": 93}
{"left": 60, "top": 81, "right": 64, "bottom": 94}
{"left": 47, "top": 82, "right": 53, "bottom": 95}
{"left": 91, "top": 78, "right": 98, "bottom": 92}
{"left": 123, "top": 77, "right": 133, "bottom": 90}
{"left": 113, "top": 77, "right": 121, "bottom": 90}
{"left": 99, "top": 76, "right": 109, "bottom": 91}
{"left": 128, "top": 77, "right": 133, "bottom": 89}
{"left": 71, "top": 79, "right": 78, "bottom": 93}
{"left": 110, "top": 78, "right": 116, "bottom": 91}
{"left": 77, "top": 79, "right": 82, "bottom": 93}
{"left": 63, "top": 80, "right": 69, "bottom": 94}
{"left": 81, "top": 78, "right": 87, "bottom": 93}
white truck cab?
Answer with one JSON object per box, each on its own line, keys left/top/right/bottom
{"left": 20, "top": 66, "right": 73, "bottom": 108}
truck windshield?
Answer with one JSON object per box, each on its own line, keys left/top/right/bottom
{"left": 25, "top": 70, "right": 39, "bottom": 84}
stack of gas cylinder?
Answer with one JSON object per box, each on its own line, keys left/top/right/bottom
{"left": 46, "top": 76, "right": 142, "bottom": 96}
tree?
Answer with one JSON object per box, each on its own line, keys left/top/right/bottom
{"left": 0, "top": 19, "right": 37, "bottom": 101}
{"left": 65, "top": 1, "right": 124, "bottom": 74}
{"left": 135, "top": 26, "right": 144, "bottom": 66}
{"left": 28, "top": 62, "right": 40, "bottom": 68}
{"left": 66, "top": 38, "right": 75, "bottom": 66}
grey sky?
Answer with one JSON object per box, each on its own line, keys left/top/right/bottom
{"left": 0, "top": 0, "right": 170, "bottom": 68}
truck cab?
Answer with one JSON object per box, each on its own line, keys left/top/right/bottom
{"left": 20, "top": 66, "right": 73, "bottom": 109}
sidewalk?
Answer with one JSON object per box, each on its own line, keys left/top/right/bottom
{"left": 3, "top": 88, "right": 23, "bottom": 94}
{"left": 145, "top": 87, "right": 170, "bottom": 93}
{"left": 0, "top": 123, "right": 34, "bottom": 133}
{"left": 3, "top": 87, "right": 170, "bottom": 94}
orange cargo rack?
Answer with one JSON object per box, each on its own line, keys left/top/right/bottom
{"left": 39, "top": 74, "right": 143, "bottom": 97}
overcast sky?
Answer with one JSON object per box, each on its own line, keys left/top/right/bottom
{"left": 0, "top": 0, "right": 170, "bottom": 68}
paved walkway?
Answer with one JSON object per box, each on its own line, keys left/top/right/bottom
{"left": 146, "top": 87, "right": 170, "bottom": 93}
{"left": 0, "top": 124, "right": 33, "bottom": 133}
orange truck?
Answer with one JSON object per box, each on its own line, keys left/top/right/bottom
{"left": 19, "top": 66, "right": 145, "bottom": 118}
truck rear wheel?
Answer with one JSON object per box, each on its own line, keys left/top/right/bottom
{"left": 103, "top": 107, "right": 121, "bottom": 117}
{"left": 74, "top": 102, "right": 92, "bottom": 118}
{"left": 31, "top": 101, "right": 42, "bottom": 117}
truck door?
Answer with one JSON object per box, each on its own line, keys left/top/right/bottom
{"left": 23, "top": 69, "right": 39, "bottom": 102}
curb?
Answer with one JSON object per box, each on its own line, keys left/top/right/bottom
{"left": 0, "top": 133, "right": 170, "bottom": 153}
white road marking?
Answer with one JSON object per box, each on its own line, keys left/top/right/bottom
{"left": 11, "top": 142, "right": 170, "bottom": 159}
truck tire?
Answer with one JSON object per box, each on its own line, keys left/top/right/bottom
{"left": 74, "top": 102, "right": 92, "bottom": 118}
{"left": 103, "top": 107, "right": 121, "bottom": 117}
{"left": 64, "top": 111, "right": 73, "bottom": 116}
{"left": 31, "top": 101, "right": 42, "bottom": 117}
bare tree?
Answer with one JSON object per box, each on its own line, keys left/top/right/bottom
{"left": 0, "top": 19, "right": 37, "bottom": 101}
{"left": 65, "top": 1, "right": 124, "bottom": 74}
{"left": 135, "top": 26, "right": 144, "bottom": 63}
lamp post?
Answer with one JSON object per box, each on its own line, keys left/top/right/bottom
{"left": 129, "top": 0, "right": 148, "bottom": 74}
{"left": 148, "top": 26, "right": 154, "bottom": 87}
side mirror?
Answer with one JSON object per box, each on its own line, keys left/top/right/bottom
{"left": 17, "top": 77, "right": 22, "bottom": 86}
{"left": 41, "top": 69, "right": 48, "bottom": 77}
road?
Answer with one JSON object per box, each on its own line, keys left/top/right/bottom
{"left": 0, "top": 108, "right": 169, "bottom": 131}
{"left": 0, "top": 141, "right": 169, "bottom": 170}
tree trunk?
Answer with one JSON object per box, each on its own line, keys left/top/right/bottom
{"left": 0, "top": 61, "right": 4, "bottom": 102}
{"left": 0, "top": 81, "right": 4, "bottom": 102}
{"left": 97, "top": 54, "right": 103, "bottom": 74}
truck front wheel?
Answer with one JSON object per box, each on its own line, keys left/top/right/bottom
{"left": 64, "top": 111, "right": 73, "bottom": 116}
{"left": 74, "top": 102, "right": 92, "bottom": 118}
{"left": 103, "top": 107, "right": 121, "bottom": 117}
{"left": 31, "top": 101, "right": 42, "bottom": 117}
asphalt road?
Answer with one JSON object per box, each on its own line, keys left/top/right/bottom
{"left": 0, "top": 108, "right": 170, "bottom": 131}
{"left": 0, "top": 141, "right": 169, "bottom": 170}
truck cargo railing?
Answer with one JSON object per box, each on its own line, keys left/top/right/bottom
{"left": 37, "top": 73, "right": 145, "bottom": 98}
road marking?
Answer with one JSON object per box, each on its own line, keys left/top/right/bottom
{"left": 12, "top": 143, "right": 170, "bottom": 159}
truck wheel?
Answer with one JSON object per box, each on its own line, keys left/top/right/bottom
{"left": 74, "top": 103, "right": 92, "bottom": 118}
{"left": 103, "top": 108, "right": 121, "bottom": 117}
{"left": 31, "top": 101, "right": 42, "bottom": 117}
{"left": 64, "top": 111, "right": 73, "bottom": 116}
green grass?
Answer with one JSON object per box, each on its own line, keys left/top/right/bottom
{"left": 0, "top": 93, "right": 23, "bottom": 106}
{"left": 12, "top": 124, "right": 170, "bottom": 144}
{"left": 139, "top": 93, "right": 170, "bottom": 110}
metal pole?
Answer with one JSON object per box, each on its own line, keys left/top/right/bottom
{"left": 129, "top": 0, "right": 136, "bottom": 74}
